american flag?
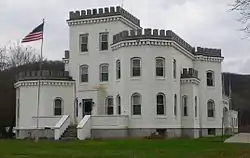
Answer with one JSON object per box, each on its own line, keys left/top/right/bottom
{"left": 21, "top": 22, "right": 44, "bottom": 43}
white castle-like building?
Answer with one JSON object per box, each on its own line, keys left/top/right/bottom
{"left": 14, "top": 6, "right": 238, "bottom": 140}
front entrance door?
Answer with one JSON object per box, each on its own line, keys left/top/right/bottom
{"left": 82, "top": 99, "right": 93, "bottom": 117}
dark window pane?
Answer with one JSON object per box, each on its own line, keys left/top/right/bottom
{"left": 157, "top": 105, "right": 165, "bottom": 115}
{"left": 133, "top": 105, "right": 141, "bottom": 115}
{"left": 101, "top": 73, "right": 108, "bottom": 82}
{"left": 54, "top": 108, "right": 62, "bottom": 115}
{"left": 133, "top": 68, "right": 141, "bottom": 77}
{"left": 101, "top": 42, "right": 108, "bottom": 50}
{"left": 102, "top": 34, "right": 108, "bottom": 41}
{"left": 118, "top": 106, "right": 121, "bottom": 115}
{"left": 81, "top": 44, "right": 88, "bottom": 52}
{"left": 208, "top": 128, "right": 216, "bottom": 135}
{"left": 107, "top": 107, "right": 113, "bottom": 115}
{"left": 81, "top": 74, "right": 88, "bottom": 82}
{"left": 156, "top": 68, "right": 164, "bottom": 77}
{"left": 157, "top": 95, "right": 164, "bottom": 104}
{"left": 184, "top": 106, "right": 188, "bottom": 116}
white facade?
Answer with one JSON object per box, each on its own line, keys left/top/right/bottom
{"left": 15, "top": 6, "right": 238, "bottom": 139}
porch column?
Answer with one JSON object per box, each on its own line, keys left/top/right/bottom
{"left": 113, "top": 95, "right": 117, "bottom": 115}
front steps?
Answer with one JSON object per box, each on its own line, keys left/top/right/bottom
{"left": 60, "top": 125, "right": 78, "bottom": 140}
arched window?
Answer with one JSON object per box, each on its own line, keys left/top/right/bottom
{"left": 207, "top": 71, "right": 214, "bottom": 86}
{"left": 207, "top": 100, "right": 215, "bottom": 118}
{"left": 116, "top": 95, "right": 121, "bottom": 115}
{"left": 131, "top": 58, "right": 141, "bottom": 77}
{"left": 100, "top": 63, "right": 109, "bottom": 82}
{"left": 195, "top": 96, "right": 198, "bottom": 117}
{"left": 131, "top": 93, "right": 141, "bottom": 115}
{"left": 182, "top": 95, "right": 188, "bottom": 116}
{"left": 156, "top": 93, "right": 166, "bottom": 115}
{"left": 80, "top": 65, "right": 88, "bottom": 82}
{"left": 74, "top": 98, "right": 78, "bottom": 117}
{"left": 106, "top": 96, "right": 113, "bottom": 115}
{"left": 173, "top": 59, "right": 176, "bottom": 79}
{"left": 156, "top": 57, "right": 165, "bottom": 77}
{"left": 116, "top": 60, "right": 121, "bottom": 80}
{"left": 174, "top": 94, "right": 177, "bottom": 117}
{"left": 54, "top": 98, "right": 63, "bottom": 116}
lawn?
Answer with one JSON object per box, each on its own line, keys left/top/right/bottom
{"left": 0, "top": 137, "right": 250, "bottom": 158}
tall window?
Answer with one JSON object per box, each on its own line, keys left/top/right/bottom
{"left": 156, "top": 57, "right": 165, "bottom": 77}
{"left": 182, "top": 95, "right": 188, "bottom": 116}
{"left": 195, "top": 96, "right": 198, "bottom": 117}
{"left": 100, "top": 64, "right": 109, "bottom": 82}
{"left": 173, "top": 59, "right": 176, "bottom": 79}
{"left": 80, "top": 65, "right": 88, "bottom": 82}
{"left": 131, "top": 58, "right": 141, "bottom": 77}
{"left": 174, "top": 94, "right": 177, "bottom": 117}
{"left": 207, "top": 100, "right": 215, "bottom": 118}
{"left": 75, "top": 98, "right": 78, "bottom": 117}
{"left": 100, "top": 32, "right": 109, "bottom": 51}
{"left": 132, "top": 93, "right": 141, "bottom": 115}
{"left": 116, "top": 95, "right": 121, "bottom": 115}
{"left": 54, "top": 98, "right": 63, "bottom": 116}
{"left": 157, "top": 93, "right": 166, "bottom": 115}
{"left": 207, "top": 71, "right": 214, "bottom": 86}
{"left": 116, "top": 60, "right": 121, "bottom": 80}
{"left": 80, "top": 34, "right": 88, "bottom": 52}
{"left": 106, "top": 96, "right": 113, "bottom": 115}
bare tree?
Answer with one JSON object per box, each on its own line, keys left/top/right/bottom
{"left": 0, "top": 47, "right": 8, "bottom": 71}
{"left": 0, "top": 42, "right": 43, "bottom": 71}
{"left": 231, "top": 0, "right": 250, "bottom": 34}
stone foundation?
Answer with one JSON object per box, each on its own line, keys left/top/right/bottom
{"left": 91, "top": 129, "right": 128, "bottom": 139}
{"left": 91, "top": 128, "right": 225, "bottom": 139}
{"left": 16, "top": 129, "right": 54, "bottom": 140}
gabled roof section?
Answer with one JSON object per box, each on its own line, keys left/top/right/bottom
{"left": 68, "top": 6, "right": 140, "bottom": 27}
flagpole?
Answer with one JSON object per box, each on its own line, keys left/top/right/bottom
{"left": 36, "top": 19, "right": 45, "bottom": 140}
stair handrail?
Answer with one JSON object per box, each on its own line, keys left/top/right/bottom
{"left": 54, "top": 115, "right": 70, "bottom": 140}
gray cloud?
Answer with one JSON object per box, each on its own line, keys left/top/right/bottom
{"left": 0, "top": 0, "right": 249, "bottom": 74}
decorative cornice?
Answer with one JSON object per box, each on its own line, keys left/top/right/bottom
{"left": 111, "top": 39, "right": 224, "bottom": 63}
{"left": 111, "top": 39, "right": 195, "bottom": 59}
{"left": 67, "top": 16, "right": 141, "bottom": 30}
{"left": 14, "top": 80, "right": 75, "bottom": 88}
{"left": 181, "top": 78, "right": 200, "bottom": 85}
{"left": 195, "top": 55, "right": 224, "bottom": 63}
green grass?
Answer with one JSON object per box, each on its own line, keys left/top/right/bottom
{"left": 0, "top": 137, "right": 250, "bottom": 158}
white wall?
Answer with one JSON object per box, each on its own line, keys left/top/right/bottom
{"left": 67, "top": 12, "right": 224, "bottom": 130}
{"left": 69, "top": 17, "right": 140, "bottom": 119}
{"left": 194, "top": 60, "right": 223, "bottom": 129}
{"left": 180, "top": 81, "right": 200, "bottom": 128}
{"left": 114, "top": 45, "right": 193, "bottom": 128}
{"left": 16, "top": 80, "right": 75, "bottom": 128}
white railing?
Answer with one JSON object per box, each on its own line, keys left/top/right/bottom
{"left": 77, "top": 115, "right": 91, "bottom": 140}
{"left": 54, "top": 115, "right": 70, "bottom": 140}
{"left": 91, "top": 115, "right": 129, "bottom": 129}
{"left": 32, "top": 116, "right": 62, "bottom": 128}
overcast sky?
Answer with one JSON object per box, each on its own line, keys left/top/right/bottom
{"left": 0, "top": 0, "right": 249, "bottom": 74}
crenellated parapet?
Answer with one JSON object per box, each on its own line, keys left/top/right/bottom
{"left": 112, "top": 28, "right": 195, "bottom": 53}
{"left": 181, "top": 68, "right": 199, "bottom": 79}
{"left": 68, "top": 6, "right": 140, "bottom": 27}
{"left": 16, "top": 70, "right": 73, "bottom": 81}
{"left": 194, "top": 47, "right": 221, "bottom": 57}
